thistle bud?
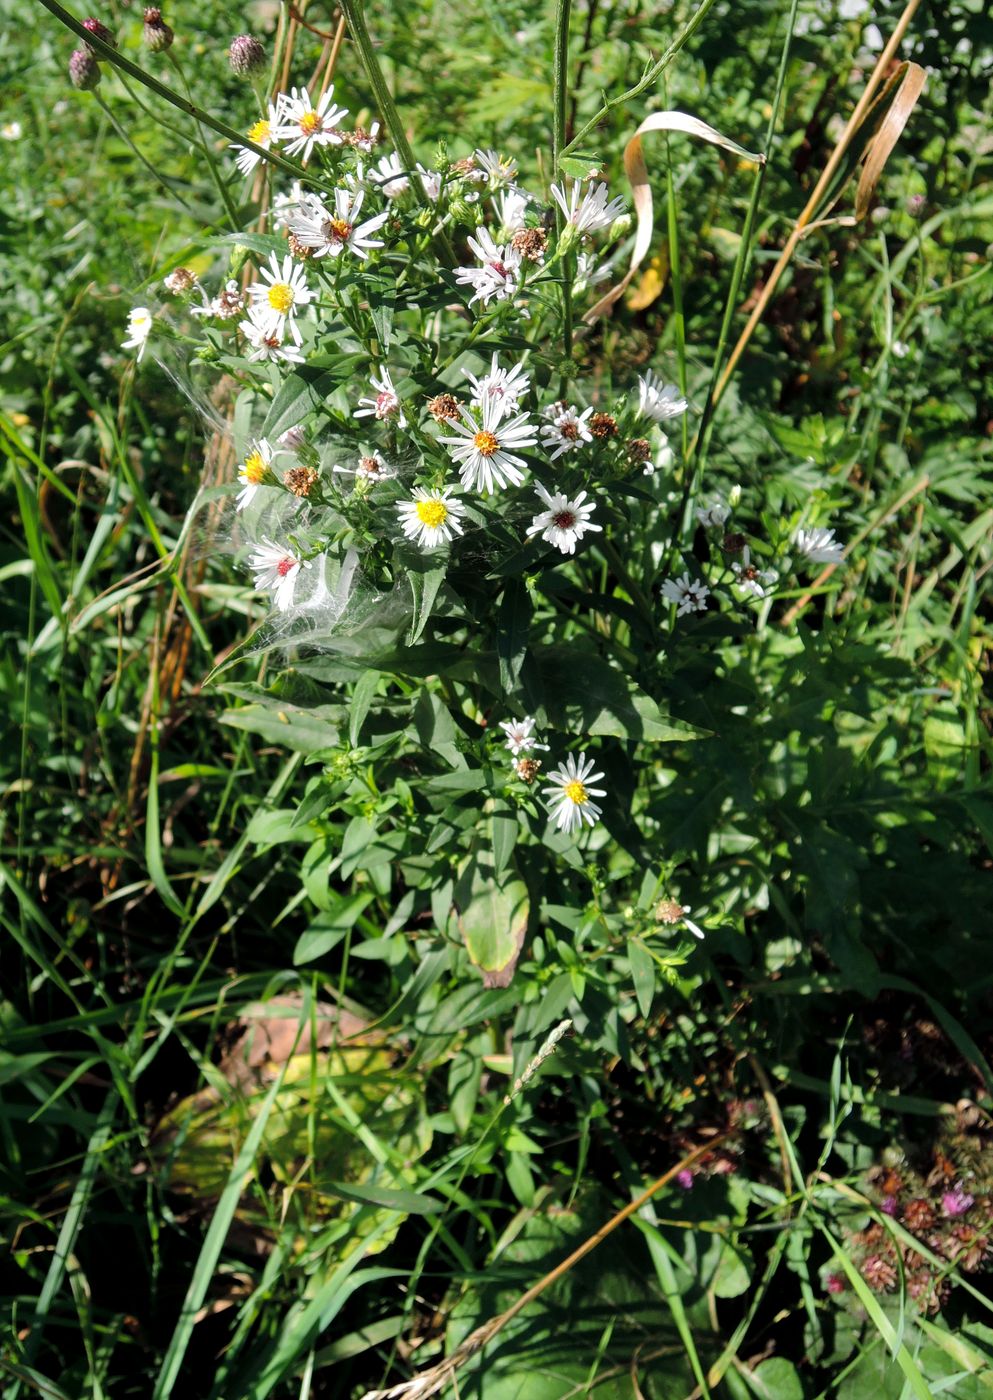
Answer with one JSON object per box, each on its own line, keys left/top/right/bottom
{"left": 69, "top": 47, "right": 101, "bottom": 90}
{"left": 143, "top": 8, "right": 174, "bottom": 52}
{"left": 228, "top": 34, "right": 266, "bottom": 75}
{"left": 82, "top": 17, "right": 116, "bottom": 51}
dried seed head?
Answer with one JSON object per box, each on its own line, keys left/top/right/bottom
{"left": 722, "top": 531, "right": 747, "bottom": 555}
{"left": 163, "top": 266, "right": 195, "bottom": 294}
{"left": 228, "top": 33, "right": 266, "bottom": 75}
{"left": 69, "top": 47, "right": 101, "bottom": 89}
{"left": 426, "top": 393, "right": 460, "bottom": 422}
{"left": 284, "top": 466, "right": 319, "bottom": 498}
{"left": 589, "top": 411, "right": 618, "bottom": 438}
{"left": 82, "top": 17, "right": 116, "bottom": 51}
{"left": 286, "top": 231, "right": 315, "bottom": 260}
{"left": 627, "top": 437, "right": 651, "bottom": 463}
{"left": 655, "top": 899, "right": 686, "bottom": 925}
{"left": 903, "top": 1198, "right": 935, "bottom": 1233}
{"left": 515, "top": 757, "right": 541, "bottom": 784}
{"left": 451, "top": 156, "right": 477, "bottom": 177}
{"left": 143, "top": 8, "right": 174, "bottom": 51}
{"left": 511, "top": 226, "right": 548, "bottom": 262}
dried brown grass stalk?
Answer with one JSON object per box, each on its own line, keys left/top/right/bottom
{"left": 713, "top": 0, "right": 925, "bottom": 408}
{"left": 360, "top": 1135, "right": 727, "bottom": 1400}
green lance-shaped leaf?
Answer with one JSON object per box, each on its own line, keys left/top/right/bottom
{"left": 453, "top": 854, "right": 529, "bottom": 988}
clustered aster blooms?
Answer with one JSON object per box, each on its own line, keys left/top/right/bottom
{"left": 104, "top": 72, "right": 849, "bottom": 844}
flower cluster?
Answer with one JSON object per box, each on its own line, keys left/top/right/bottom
{"left": 109, "top": 71, "right": 849, "bottom": 836}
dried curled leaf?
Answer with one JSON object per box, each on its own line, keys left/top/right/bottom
{"left": 584, "top": 110, "right": 766, "bottom": 324}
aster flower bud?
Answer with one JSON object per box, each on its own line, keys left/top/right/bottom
{"left": 228, "top": 34, "right": 266, "bottom": 75}
{"left": 143, "top": 8, "right": 174, "bottom": 52}
{"left": 69, "top": 47, "right": 101, "bottom": 90}
{"left": 279, "top": 425, "right": 307, "bottom": 451}
{"left": 82, "top": 17, "right": 116, "bottom": 51}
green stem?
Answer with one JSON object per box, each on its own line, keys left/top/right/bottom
{"left": 599, "top": 538, "right": 654, "bottom": 628}
{"left": 552, "top": 0, "right": 573, "bottom": 176}
{"left": 93, "top": 91, "right": 195, "bottom": 214}
{"left": 563, "top": 0, "right": 721, "bottom": 157}
{"left": 167, "top": 51, "right": 240, "bottom": 229}
{"left": 678, "top": 0, "right": 802, "bottom": 546}
{"left": 337, "top": 0, "right": 455, "bottom": 261}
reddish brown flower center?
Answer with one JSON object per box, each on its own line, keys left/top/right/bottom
{"left": 276, "top": 557, "right": 296, "bottom": 577}
{"left": 553, "top": 510, "right": 576, "bottom": 529}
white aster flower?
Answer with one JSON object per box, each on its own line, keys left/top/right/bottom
{"left": 574, "top": 251, "right": 613, "bottom": 292}
{"left": 551, "top": 179, "right": 626, "bottom": 235}
{"left": 526, "top": 483, "right": 602, "bottom": 555}
{"left": 238, "top": 305, "right": 306, "bottom": 363}
{"left": 332, "top": 452, "right": 396, "bottom": 484}
{"left": 540, "top": 402, "right": 594, "bottom": 459}
{"left": 455, "top": 227, "right": 523, "bottom": 307}
{"left": 637, "top": 371, "right": 688, "bottom": 423}
{"left": 696, "top": 499, "right": 731, "bottom": 528}
{"left": 287, "top": 187, "right": 388, "bottom": 260}
{"left": 354, "top": 366, "right": 407, "bottom": 428}
{"left": 440, "top": 398, "right": 537, "bottom": 494}
{"left": 543, "top": 752, "right": 607, "bottom": 835}
{"left": 248, "top": 537, "right": 309, "bottom": 612}
{"left": 732, "top": 546, "right": 778, "bottom": 599}
{"left": 415, "top": 164, "right": 443, "bottom": 201}
{"left": 276, "top": 86, "right": 347, "bottom": 162}
{"left": 236, "top": 438, "right": 279, "bottom": 510}
{"left": 474, "top": 148, "right": 518, "bottom": 186}
{"left": 397, "top": 485, "right": 466, "bottom": 549}
{"left": 271, "top": 179, "right": 306, "bottom": 229}
{"left": 372, "top": 151, "right": 410, "bottom": 198}
{"left": 793, "top": 526, "right": 844, "bottom": 565}
{"left": 464, "top": 353, "right": 531, "bottom": 418}
{"left": 661, "top": 572, "right": 711, "bottom": 616}
{"left": 231, "top": 101, "right": 282, "bottom": 176}
{"left": 2, "top": 121, "right": 24, "bottom": 141}
{"left": 247, "top": 254, "right": 313, "bottom": 343}
{"left": 493, "top": 188, "right": 529, "bottom": 234}
{"left": 122, "top": 306, "right": 152, "bottom": 362}
{"left": 499, "top": 715, "right": 549, "bottom": 757}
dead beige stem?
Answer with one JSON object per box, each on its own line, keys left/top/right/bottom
{"left": 713, "top": 0, "right": 924, "bottom": 407}
{"left": 360, "top": 1135, "right": 728, "bottom": 1400}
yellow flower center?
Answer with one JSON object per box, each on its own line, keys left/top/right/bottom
{"left": 242, "top": 450, "right": 266, "bottom": 483}
{"left": 473, "top": 430, "right": 499, "bottom": 457}
{"left": 415, "top": 499, "right": 448, "bottom": 528}
{"left": 324, "top": 216, "right": 353, "bottom": 243}
{"left": 299, "top": 111, "right": 322, "bottom": 134}
{"left": 247, "top": 118, "right": 270, "bottom": 144}
{"left": 267, "top": 282, "right": 294, "bottom": 313}
{"left": 564, "top": 780, "right": 588, "bottom": 805}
